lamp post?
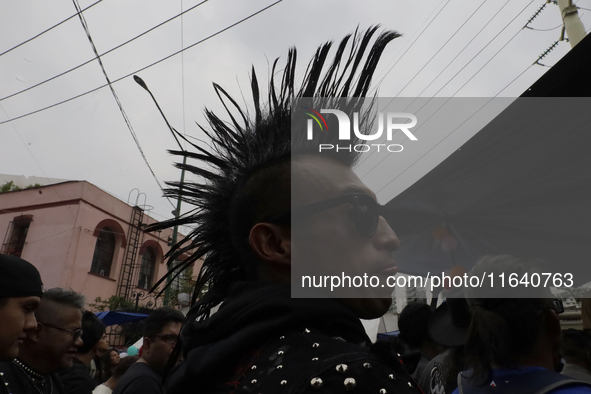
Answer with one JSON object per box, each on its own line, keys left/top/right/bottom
{"left": 134, "top": 75, "right": 186, "bottom": 306}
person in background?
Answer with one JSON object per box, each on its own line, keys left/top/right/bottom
{"left": 398, "top": 302, "right": 443, "bottom": 382}
{"left": 91, "top": 335, "right": 110, "bottom": 385}
{"left": 0, "top": 254, "right": 43, "bottom": 362}
{"left": 560, "top": 329, "right": 591, "bottom": 384}
{"left": 59, "top": 311, "right": 106, "bottom": 394}
{"left": 454, "top": 255, "right": 591, "bottom": 393}
{"left": 0, "top": 288, "right": 85, "bottom": 394}
{"left": 101, "top": 349, "right": 120, "bottom": 382}
{"left": 92, "top": 356, "right": 139, "bottom": 394}
{"left": 112, "top": 308, "right": 183, "bottom": 394}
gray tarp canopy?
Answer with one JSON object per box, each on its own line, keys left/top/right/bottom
{"left": 387, "top": 34, "right": 591, "bottom": 284}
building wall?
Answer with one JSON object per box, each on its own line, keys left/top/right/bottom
{"left": 0, "top": 181, "right": 198, "bottom": 309}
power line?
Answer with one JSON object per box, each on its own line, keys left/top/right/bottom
{"left": 361, "top": 1, "right": 536, "bottom": 183}
{"left": 370, "top": 0, "right": 451, "bottom": 95}
{"left": 0, "top": 0, "right": 284, "bottom": 126}
{"left": 71, "top": 0, "right": 176, "bottom": 210}
{"left": 0, "top": 0, "right": 210, "bottom": 102}
{"left": 394, "top": 0, "right": 488, "bottom": 97}
{"left": 0, "top": 103, "right": 79, "bottom": 221}
{"left": 526, "top": 23, "right": 564, "bottom": 31}
{"left": 0, "top": 0, "right": 103, "bottom": 57}
{"left": 414, "top": 0, "right": 511, "bottom": 97}
{"left": 450, "top": 2, "right": 534, "bottom": 96}
{"left": 431, "top": 0, "right": 535, "bottom": 97}
{"left": 357, "top": 0, "right": 515, "bottom": 169}
{"left": 374, "top": 63, "right": 535, "bottom": 195}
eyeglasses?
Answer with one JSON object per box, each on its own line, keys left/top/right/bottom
{"left": 152, "top": 334, "right": 179, "bottom": 345}
{"left": 267, "top": 193, "right": 395, "bottom": 236}
{"left": 38, "top": 322, "right": 83, "bottom": 341}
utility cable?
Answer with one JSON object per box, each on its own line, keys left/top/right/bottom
{"left": 431, "top": 0, "right": 535, "bottom": 97}
{"left": 357, "top": 0, "right": 516, "bottom": 168}
{"left": 0, "top": 102, "right": 78, "bottom": 221}
{"left": 71, "top": 0, "right": 176, "bottom": 209}
{"left": 361, "top": 1, "right": 535, "bottom": 184}
{"left": 0, "top": 0, "right": 210, "bottom": 102}
{"left": 0, "top": 0, "right": 103, "bottom": 57}
{"left": 414, "top": 0, "right": 511, "bottom": 97}
{"left": 0, "top": 0, "right": 283, "bottom": 125}
{"left": 395, "top": 0, "right": 488, "bottom": 97}
{"left": 370, "top": 0, "right": 451, "bottom": 95}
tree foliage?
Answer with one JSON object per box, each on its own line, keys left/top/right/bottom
{"left": 0, "top": 181, "right": 42, "bottom": 193}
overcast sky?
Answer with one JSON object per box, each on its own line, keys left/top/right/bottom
{"left": 0, "top": 0, "right": 587, "bottom": 227}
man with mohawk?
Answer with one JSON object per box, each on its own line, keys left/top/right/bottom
{"left": 151, "top": 27, "right": 421, "bottom": 393}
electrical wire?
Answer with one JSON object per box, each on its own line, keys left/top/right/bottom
{"left": 0, "top": 0, "right": 210, "bottom": 102}
{"left": 0, "top": 103, "right": 78, "bottom": 221}
{"left": 415, "top": 0, "right": 511, "bottom": 97}
{"left": 431, "top": 0, "right": 535, "bottom": 97}
{"left": 394, "top": 0, "right": 489, "bottom": 97}
{"left": 358, "top": 0, "right": 523, "bottom": 169}
{"left": 71, "top": 0, "right": 176, "bottom": 210}
{"left": 0, "top": 0, "right": 103, "bottom": 57}
{"left": 361, "top": 1, "right": 536, "bottom": 185}
{"left": 525, "top": 23, "right": 564, "bottom": 31}
{"left": 0, "top": 0, "right": 284, "bottom": 126}
{"left": 370, "top": 0, "right": 451, "bottom": 95}
{"left": 374, "top": 61, "right": 536, "bottom": 195}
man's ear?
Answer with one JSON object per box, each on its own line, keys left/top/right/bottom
{"left": 142, "top": 337, "right": 152, "bottom": 352}
{"left": 249, "top": 223, "right": 291, "bottom": 265}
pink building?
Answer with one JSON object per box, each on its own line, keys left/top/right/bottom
{"left": 0, "top": 180, "right": 198, "bottom": 310}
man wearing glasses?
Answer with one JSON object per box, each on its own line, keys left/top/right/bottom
{"left": 0, "top": 288, "right": 85, "bottom": 394}
{"left": 112, "top": 307, "right": 183, "bottom": 394}
{"left": 152, "top": 27, "right": 422, "bottom": 393}
{"left": 59, "top": 312, "right": 106, "bottom": 394}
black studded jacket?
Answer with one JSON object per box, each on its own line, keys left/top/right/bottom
{"left": 165, "top": 282, "right": 421, "bottom": 393}
{"left": 0, "top": 360, "right": 68, "bottom": 394}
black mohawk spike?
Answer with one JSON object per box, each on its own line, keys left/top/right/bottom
{"left": 146, "top": 26, "right": 400, "bottom": 324}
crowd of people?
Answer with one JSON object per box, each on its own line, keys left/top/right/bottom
{"left": 2, "top": 27, "right": 590, "bottom": 394}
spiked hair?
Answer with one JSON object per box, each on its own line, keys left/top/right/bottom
{"left": 148, "top": 26, "right": 400, "bottom": 321}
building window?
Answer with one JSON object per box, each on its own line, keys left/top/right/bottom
{"left": 138, "top": 247, "right": 156, "bottom": 289}
{"left": 90, "top": 227, "right": 116, "bottom": 277}
{"left": 1, "top": 215, "right": 33, "bottom": 257}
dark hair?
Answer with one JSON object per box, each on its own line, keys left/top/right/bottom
{"left": 78, "top": 311, "right": 106, "bottom": 354}
{"left": 398, "top": 302, "right": 432, "bottom": 349}
{"left": 561, "top": 329, "right": 591, "bottom": 361}
{"left": 101, "top": 348, "right": 120, "bottom": 380}
{"left": 35, "top": 288, "right": 85, "bottom": 322}
{"left": 143, "top": 307, "right": 184, "bottom": 338}
{"left": 463, "top": 256, "right": 555, "bottom": 385}
{"left": 146, "top": 26, "right": 400, "bottom": 323}
{"left": 112, "top": 355, "right": 139, "bottom": 380}
{"left": 0, "top": 298, "right": 8, "bottom": 308}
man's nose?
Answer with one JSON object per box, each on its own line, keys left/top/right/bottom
{"left": 376, "top": 216, "right": 400, "bottom": 252}
{"left": 24, "top": 313, "right": 38, "bottom": 331}
{"left": 74, "top": 336, "right": 84, "bottom": 348}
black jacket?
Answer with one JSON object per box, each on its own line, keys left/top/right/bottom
{"left": 58, "top": 358, "right": 95, "bottom": 394}
{"left": 0, "top": 360, "right": 68, "bottom": 394}
{"left": 165, "top": 282, "right": 421, "bottom": 393}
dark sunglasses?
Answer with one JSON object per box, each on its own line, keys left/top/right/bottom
{"left": 267, "top": 193, "right": 395, "bottom": 236}
{"left": 38, "top": 322, "right": 83, "bottom": 341}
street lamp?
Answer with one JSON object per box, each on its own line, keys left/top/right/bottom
{"left": 134, "top": 75, "right": 187, "bottom": 306}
